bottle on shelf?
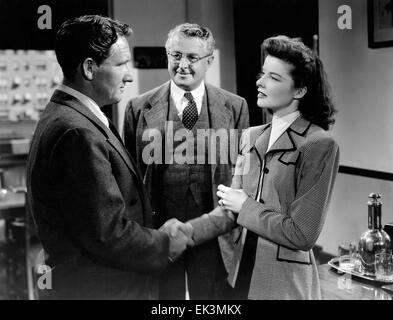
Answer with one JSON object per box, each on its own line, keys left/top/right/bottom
{"left": 358, "top": 193, "right": 392, "bottom": 275}
{"left": 0, "top": 168, "right": 8, "bottom": 200}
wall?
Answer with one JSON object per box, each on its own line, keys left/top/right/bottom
{"left": 186, "top": 0, "right": 236, "bottom": 92}
{"left": 319, "top": 0, "right": 393, "bottom": 173}
{"left": 113, "top": 0, "right": 237, "bottom": 133}
{"left": 318, "top": 0, "right": 393, "bottom": 255}
{"left": 318, "top": 173, "right": 393, "bottom": 255}
{"left": 113, "top": 0, "right": 184, "bottom": 132}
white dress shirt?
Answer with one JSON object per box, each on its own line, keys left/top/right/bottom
{"left": 267, "top": 109, "right": 300, "bottom": 151}
{"left": 57, "top": 84, "right": 109, "bottom": 128}
{"left": 170, "top": 80, "right": 205, "bottom": 121}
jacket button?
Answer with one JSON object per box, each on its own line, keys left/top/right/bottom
{"left": 152, "top": 210, "right": 156, "bottom": 216}
{"left": 263, "top": 167, "right": 269, "bottom": 174}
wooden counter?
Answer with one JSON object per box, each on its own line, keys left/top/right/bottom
{"left": 318, "top": 263, "right": 393, "bottom": 300}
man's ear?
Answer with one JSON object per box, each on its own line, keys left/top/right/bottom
{"left": 81, "top": 58, "right": 97, "bottom": 81}
{"left": 294, "top": 86, "right": 307, "bottom": 100}
{"left": 206, "top": 55, "right": 214, "bottom": 67}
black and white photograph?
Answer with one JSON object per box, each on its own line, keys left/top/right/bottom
{"left": 0, "top": 0, "right": 392, "bottom": 310}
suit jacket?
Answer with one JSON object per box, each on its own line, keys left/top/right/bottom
{"left": 26, "top": 90, "right": 169, "bottom": 300}
{"left": 189, "top": 117, "right": 340, "bottom": 299}
{"left": 123, "top": 81, "right": 249, "bottom": 272}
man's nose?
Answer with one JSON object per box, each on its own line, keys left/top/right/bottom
{"left": 178, "top": 56, "right": 190, "bottom": 68}
{"left": 124, "top": 74, "right": 133, "bottom": 82}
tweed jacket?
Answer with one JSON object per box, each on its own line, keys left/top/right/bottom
{"left": 123, "top": 81, "right": 249, "bottom": 272}
{"left": 26, "top": 90, "right": 169, "bottom": 299}
{"left": 189, "top": 116, "right": 340, "bottom": 299}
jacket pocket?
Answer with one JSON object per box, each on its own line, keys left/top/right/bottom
{"left": 276, "top": 245, "right": 312, "bottom": 265}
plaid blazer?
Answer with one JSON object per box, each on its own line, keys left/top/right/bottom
{"left": 189, "top": 116, "right": 340, "bottom": 299}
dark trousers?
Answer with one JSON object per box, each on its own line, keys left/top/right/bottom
{"left": 159, "top": 189, "right": 228, "bottom": 300}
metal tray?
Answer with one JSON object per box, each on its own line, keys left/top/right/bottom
{"left": 328, "top": 257, "right": 393, "bottom": 283}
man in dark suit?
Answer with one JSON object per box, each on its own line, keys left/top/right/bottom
{"left": 123, "top": 23, "right": 249, "bottom": 299}
{"left": 26, "top": 15, "right": 190, "bottom": 300}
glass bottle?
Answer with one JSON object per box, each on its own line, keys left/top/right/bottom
{"left": 0, "top": 168, "right": 8, "bottom": 200}
{"left": 358, "top": 193, "right": 392, "bottom": 275}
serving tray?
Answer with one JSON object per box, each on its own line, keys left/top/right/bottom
{"left": 328, "top": 257, "right": 393, "bottom": 283}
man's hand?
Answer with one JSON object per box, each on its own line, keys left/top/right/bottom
{"left": 160, "top": 218, "right": 194, "bottom": 246}
{"left": 160, "top": 219, "right": 195, "bottom": 262}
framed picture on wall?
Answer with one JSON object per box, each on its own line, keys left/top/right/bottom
{"left": 368, "top": 0, "right": 393, "bottom": 48}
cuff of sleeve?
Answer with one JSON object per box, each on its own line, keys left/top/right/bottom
{"left": 188, "top": 217, "right": 206, "bottom": 246}
{"left": 237, "top": 197, "right": 264, "bottom": 228}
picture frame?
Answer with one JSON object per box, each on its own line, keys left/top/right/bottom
{"left": 368, "top": 0, "right": 393, "bottom": 48}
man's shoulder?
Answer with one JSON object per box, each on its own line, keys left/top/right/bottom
{"left": 206, "top": 83, "right": 246, "bottom": 104}
{"left": 128, "top": 82, "right": 170, "bottom": 110}
{"left": 39, "top": 100, "right": 98, "bottom": 137}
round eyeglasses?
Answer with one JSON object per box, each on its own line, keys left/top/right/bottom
{"left": 167, "top": 52, "right": 213, "bottom": 65}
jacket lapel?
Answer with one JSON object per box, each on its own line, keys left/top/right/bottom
{"left": 288, "top": 116, "right": 312, "bottom": 137}
{"left": 143, "top": 82, "right": 170, "bottom": 134}
{"left": 50, "top": 90, "right": 139, "bottom": 178}
{"left": 106, "top": 130, "right": 139, "bottom": 178}
{"left": 264, "top": 116, "right": 311, "bottom": 156}
{"left": 51, "top": 90, "right": 109, "bottom": 133}
{"left": 207, "top": 84, "right": 232, "bottom": 130}
{"left": 253, "top": 125, "right": 271, "bottom": 160}
{"left": 205, "top": 84, "right": 232, "bottom": 181}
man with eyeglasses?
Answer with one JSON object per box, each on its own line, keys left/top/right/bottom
{"left": 123, "top": 23, "right": 249, "bottom": 300}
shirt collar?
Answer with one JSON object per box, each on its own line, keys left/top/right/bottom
{"left": 57, "top": 83, "right": 109, "bottom": 128}
{"left": 170, "top": 80, "right": 205, "bottom": 106}
{"left": 271, "top": 109, "right": 301, "bottom": 130}
{"left": 267, "top": 110, "right": 300, "bottom": 151}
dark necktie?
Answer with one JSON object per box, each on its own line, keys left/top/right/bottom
{"left": 182, "top": 91, "right": 198, "bottom": 130}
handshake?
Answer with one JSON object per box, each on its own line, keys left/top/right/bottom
{"left": 159, "top": 218, "right": 194, "bottom": 262}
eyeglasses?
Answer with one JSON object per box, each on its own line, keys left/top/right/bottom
{"left": 167, "top": 52, "right": 213, "bottom": 65}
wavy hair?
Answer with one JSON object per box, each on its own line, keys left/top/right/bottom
{"left": 55, "top": 15, "right": 132, "bottom": 80}
{"left": 165, "top": 23, "right": 215, "bottom": 54}
{"left": 262, "top": 35, "right": 336, "bottom": 130}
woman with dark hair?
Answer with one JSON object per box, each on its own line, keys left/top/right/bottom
{"left": 260, "top": 35, "right": 336, "bottom": 130}
{"left": 182, "top": 35, "right": 340, "bottom": 299}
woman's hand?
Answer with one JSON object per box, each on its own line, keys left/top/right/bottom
{"left": 217, "top": 184, "right": 248, "bottom": 213}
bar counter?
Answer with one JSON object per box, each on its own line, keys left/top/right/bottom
{"left": 318, "top": 263, "right": 393, "bottom": 300}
